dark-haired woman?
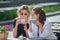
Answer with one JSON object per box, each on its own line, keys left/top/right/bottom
{"left": 28, "top": 7, "right": 57, "bottom": 39}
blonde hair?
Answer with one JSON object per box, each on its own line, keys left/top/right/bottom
{"left": 17, "top": 5, "right": 30, "bottom": 17}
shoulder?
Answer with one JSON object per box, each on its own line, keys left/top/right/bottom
{"left": 44, "top": 18, "right": 51, "bottom": 25}
{"left": 43, "top": 18, "right": 51, "bottom": 28}
{"left": 15, "top": 17, "right": 20, "bottom": 20}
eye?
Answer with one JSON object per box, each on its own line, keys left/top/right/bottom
{"left": 25, "top": 13, "right": 27, "bottom": 15}
{"left": 20, "top": 13, "right": 23, "bottom": 15}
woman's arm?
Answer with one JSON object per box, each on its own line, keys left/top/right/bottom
{"left": 40, "top": 22, "right": 52, "bottom": 38}
{"left": 13, "top": 18, "right": 20, "bottom": 38}
{"left": 28, "top": 24, "right": 38, "bottom": 38}
{"left": 39, "top": 24, "right": 44, "bottom": 33}
{"left": 24, "top": 25, "right": 29, "bottom": 38}
{"left": 13, "top": 24, "right": 18, "bottom": 38}
{"left": 28, "top": 30, "right": 33, "bottom": 38}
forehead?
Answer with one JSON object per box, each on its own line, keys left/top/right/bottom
{"left": 21, "top": 9, "right": 28, "bottom": 13}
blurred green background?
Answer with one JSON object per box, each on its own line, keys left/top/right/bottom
{"left": 0, "top": 5, "right": 60, "bottom": 21}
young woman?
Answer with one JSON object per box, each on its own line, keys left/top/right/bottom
{"left": 13, "top": 5, "right": 30, "bottom": 38}
{"left": 28, "top": 7, "right": 57, "bottom": 39}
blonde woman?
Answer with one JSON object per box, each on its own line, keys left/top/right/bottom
{"left": 13, "top": 5, "right": 30, "bottom": 38}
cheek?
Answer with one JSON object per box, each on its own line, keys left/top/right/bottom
{"left": 20, "top": 15, "right": 23, "bottom": 17}
{"left": 32, "top": 15, "right": 37, "bottom": 19}
{"left": 23, "top": 16, "right": 27, "bottom": 18}
{"left": 20, "top": 16, "right": 28, "bottom": 19}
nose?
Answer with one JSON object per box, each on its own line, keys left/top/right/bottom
{"left": 22, "top": 16, "right": 26, "bottom": 18}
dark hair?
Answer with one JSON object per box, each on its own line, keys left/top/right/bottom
{"left": 33, "top": 7, "right": 46, "bottom": 25}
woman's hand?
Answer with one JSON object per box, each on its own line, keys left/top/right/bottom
{"left": 35, "top": 20, "right": 42, "bottom": 26}
{"left": 23, "top": 25, "right": 28, "bottom": 31}
{"left": 29, "top": 24, "right": 32, "bottom": 32}
{"left": 23, "top": 24, "right": 29, "bottom": 37}
{"left": 16, "top": 18, "right": 21, "bottom": 25}
{"left": 13, "top": 18, "right": 21, "bottom": 38}
{"left": 28, "top": 20, "right": 32, "bottom": 32}
{"left": 35, "top": 20, "right": 44, "bottom": 33}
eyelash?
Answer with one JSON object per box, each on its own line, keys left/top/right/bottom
{"left": 20, "top": 13, "right": 27, "bottom": 15}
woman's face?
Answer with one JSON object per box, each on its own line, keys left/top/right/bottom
{"left": 20, "top": 9, "right": 29, "bottom": 20}
{"left": 32, "top": 10, "right": 39, "bottom": 20}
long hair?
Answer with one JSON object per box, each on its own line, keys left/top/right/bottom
{"left": 33, "top": 7, "right": 46, "bottom": 25}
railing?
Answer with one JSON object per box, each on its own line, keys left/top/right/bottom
{"left": 0, "top": 2, "right": 60, "bottom": 12}
{"left": 0, "top": 0, "right": 60, "bottom": 8}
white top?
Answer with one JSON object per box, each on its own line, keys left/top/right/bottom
{"left": 28, "top": 19, "right": 57, "bottom": 39}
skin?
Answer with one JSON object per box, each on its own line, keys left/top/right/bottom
{"left": 29, "top": 10, "right": 44, "bottom": 33}
{"left": 13, "top": 10, "right": 30, "bottom": 38}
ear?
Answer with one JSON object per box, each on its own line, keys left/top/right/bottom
{"left": 37, "top": 14, "right": 40, "bottom": 20}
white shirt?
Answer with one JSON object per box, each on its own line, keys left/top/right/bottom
{"left": 28, "top": 19, "right": 57, "bottom": 39}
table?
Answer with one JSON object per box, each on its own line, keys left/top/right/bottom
{"left": 7, "top": 38, "right": 46, "bottom": 40}
{"left": 7, "top": 31, "right": 56, "bottom": 40}
{"left": 8, "top": 33, "right": 45, "bottom": 40}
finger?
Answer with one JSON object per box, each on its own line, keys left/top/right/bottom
{"left": 24, "top": 26, "right": 25, "bottom": 30}
{"left": 24, "top": 26, "right": 27, "bottom": 30}
{"left": 23, "top": 26, "right": 25, "bottom": 30}
{"left": 24, "top": 26, "right": 27, "bottom": 29}
{"left": 29, "top": 24, "right": 32, "bottom": 32}
{"left": 29, "top": 25, "right": 32, "bottom": 29}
